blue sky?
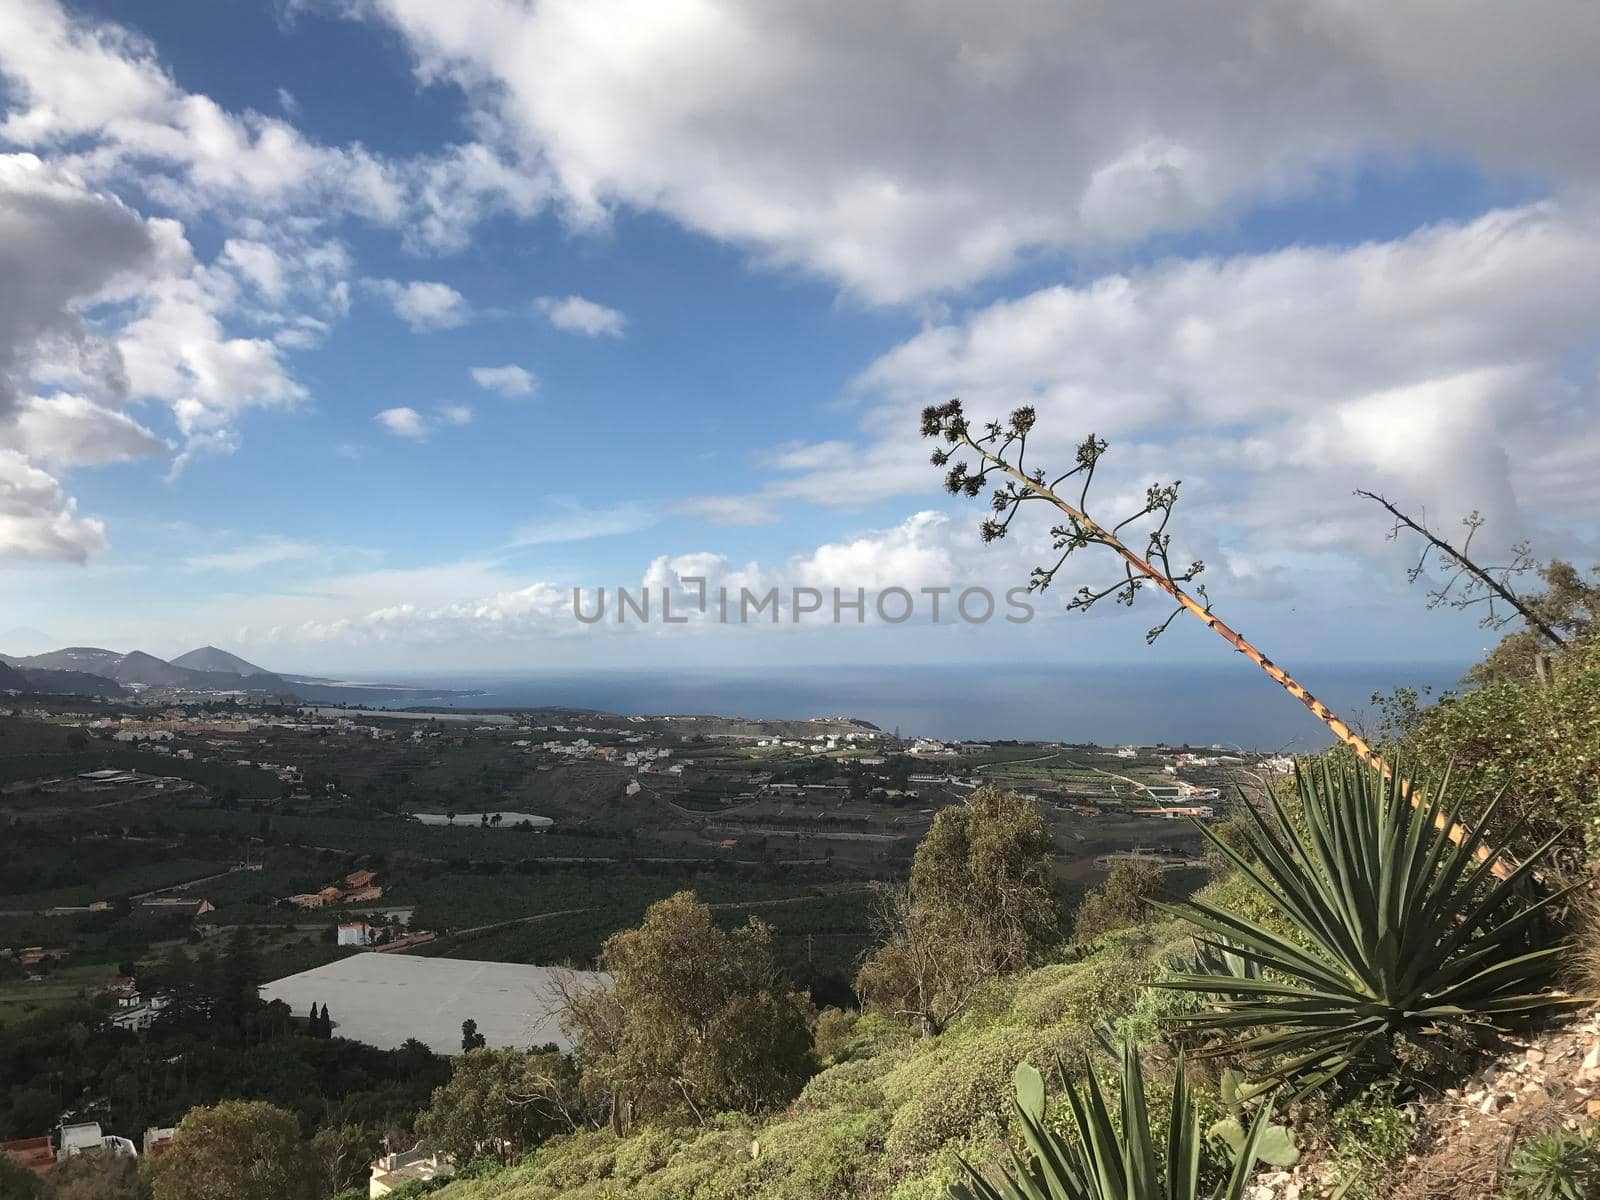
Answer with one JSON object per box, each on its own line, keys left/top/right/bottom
{"left": 0, "top": 0, "right": 1596, "bottom": 675}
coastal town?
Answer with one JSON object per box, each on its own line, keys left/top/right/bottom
{"left": 0, "top": 676, "right": 1294, "bottom": 1187}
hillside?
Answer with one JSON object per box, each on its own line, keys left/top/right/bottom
{"left": 19, "top": 668, "right": 127, "bottom": 697}
{"left": 417, "top": 630, "right": 1600, "bottom": 1200}
{"left": 0, "top": 658, "right": 127, "bottom": 698}
{"left": 170, "top": 645, "right": 270, "bottom": 676}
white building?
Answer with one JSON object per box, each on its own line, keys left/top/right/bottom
{"left": 370, "top": 1147, "right": 454, "bottom": 1198}
{"left": 338, "top": 922, "right": 374, "bottom": 947}
{"left": 59, "top": 1123, "right": 138, "bottom": 1158}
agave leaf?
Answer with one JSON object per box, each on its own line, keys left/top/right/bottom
{"left": 1160, "top": 758, "right": 1570, "bottom": 1094}
{"left": 1014, "top": 1062, "right": 1046, "bottom": 1122}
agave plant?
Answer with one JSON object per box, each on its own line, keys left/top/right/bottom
{"left": 1157, "top": 758, "right": 1579, "bottom": 1097}
{"left": 950, "top": 1043, "right": 1271, "bottom": 1200}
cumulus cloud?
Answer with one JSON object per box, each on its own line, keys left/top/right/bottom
{"left": 747, "top": 200, "right": 1600, "bottom": 568}
{"left": 470, "top": 364, "right": 536, "bottom": 396}
{"left": 375, "top": 406, "right": 429, "bottom": 439}
{"left": 362, "top": 0, "right": 1600, "bottom": 302}
{"left": 367, "top": 278, "right": 470, "bottom": 331}
{"left": 268, "top": 507, "right": 1065, "bottom": 649}
{"left": 536, "top": 295, "right": 626, "bottom": 337}
{"left": 0, "top": 154, "right": 156, "bottom": 414}
{"left": 14, "top": 394, "right": 166, "bottom": 468}
{"left": 0, "top": 154, "right": 167, "bottom": 559}
{"left": 373, "top": 404, "right": 477, "bottom": 440}
{"left": 0, "top": 449, "right": 107, "bottom": 561}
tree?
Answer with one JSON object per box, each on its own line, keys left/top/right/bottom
{"left": 415, "top": 1047, "right": 581, "bottom": 1164}
{"left": 1470, "top": 560, "right": 1600, "bottom": 685}
{"left": 1357, "top": 490, "right": 1599, "bottom": 686}
{"left": 309, "top": 1123, "right": 382, "bottom": 1197}
{"left": 1071, "top": 859, "right": 1163, "bottom": 943}
{"left": 146, "top": 1100, "right": 316, "bottom": 1200}
{"left": 922, "top": 401, "right": 1512, "bottom": 879}
{"left": 319, "top": 1004, "right": 335, "bottom": 1038}
{"left": 855, "top": 786, "right": 1060, "bottom": 1034}
{"left": 307, "top": 1002, "right": 322, "bottom": 1036}
{"left": 559, "top": 891, "right": 814, "bottom": 1130}
{"left": 41, "top": 1152, "right": 148, "bottom": 1200}
{"left": 460, "top": 1019, "right": 486, "bottom": 1052}
{"left": 0, "top": 1154, "right": 42, "bottom": 1200}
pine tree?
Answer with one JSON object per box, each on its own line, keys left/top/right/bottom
{"left": 308, "top": 1002, "right": 322, "bottom": 1036}
{"left": 320, "top": 1004, "right": 335, "bottom": 1037}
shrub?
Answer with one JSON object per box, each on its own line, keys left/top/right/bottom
{"left": 1401, "top": 637, "right": 1600, "bottom": 860}
{"left": 1009, "top": 948, "right": 1157, "bottom": 1031}
{"left": 1071, "top": 861, "right": 1164, "bottom": 943}
{"left": 1324, "top": 1085, "right": 1414, "bottom": 1200}
{"left": 882, "top": 1021, "right": 1093, "bottom": 1165}
{"left": 1161, "top": 759, "right": 1578, "bottom": 1096}
{"left": 813, "top": 1007, "right": 859, "bottom": 1064}
{"left": 1504, "top": 1125, "right": 1600, "bottom": 1200}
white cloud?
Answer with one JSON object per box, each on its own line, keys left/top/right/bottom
{"left": 374, "top": 404, "right": 477, "bottom": 439}
{"left": 0, "top": 0, "right": 410, "bottom": 221}
{"left": 14, "top": 393, "right": 166, "bottom": 468}
{"left": 0, "top": 449, "right": 107, "bottom": 562}
{"left": 672, "top": 494, "right": 781, "bottom": 527}
{"left": 511, "top": 499, "right": 658, "bottom": 545}
{"left": 0, "top": 153, "right": 165, "bottom": 560}
{"left": 185, "top": 535, "right": 323, "bottom": 573}
{"left": 470, "top": 364, "right": 535, "bottom": 396}
{"left": 367, "top": 278, "right": 470, "bottom": 331}
{"left": 536, "top": 294, "right": 626, "bottom": 337}
{"left": 364, "top": 0, "right": 1600, "bottom": 302}
{"left": 784, "top": 200, "right": 1600, "bottom": 564}
{"left": 375, "top": 406, "right": 429, "bottom": 439}
{"left": 0, "top": 153, "right": 156, "bottom": 415}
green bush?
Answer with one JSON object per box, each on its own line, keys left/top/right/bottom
{"left": 1504, "top": 1125, "right": 1600, "bottom": 1200}
{"left": 881, "top": 1021, "right": 1093, "bottom": 1165}
{"left": 1402, "top": 637, "right": 1600, "bottom": 860}
{"left": 1009, "top": 949, "right": 1157, "bottom": 1030}
{"left": 1325, "top": 1086, "right": 1414, "bottom": 1200}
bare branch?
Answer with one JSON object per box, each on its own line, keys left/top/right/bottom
{"left": 1356, "top": 489, "right": 1563, "bottom": 648}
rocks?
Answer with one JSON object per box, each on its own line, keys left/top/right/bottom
{"left": 1244, "top": 1008, "right": 1600, "bottom": 1200}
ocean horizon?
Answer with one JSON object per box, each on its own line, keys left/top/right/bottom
{"left": 354, "top": 659, "right": 1469, "bottom": 751}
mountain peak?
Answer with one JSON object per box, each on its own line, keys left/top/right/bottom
{"left": 170, "top": 646, "right": 270, "bottom": 677}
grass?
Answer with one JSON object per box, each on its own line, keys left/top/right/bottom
{"left": 0, "top": 961, "right": 118, "bottom": 1023}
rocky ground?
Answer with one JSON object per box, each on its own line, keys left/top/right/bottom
{"left": 1246, "top": 1008, "right": 1600, "bottom": 1200}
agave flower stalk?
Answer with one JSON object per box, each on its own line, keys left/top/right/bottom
{"left": 921, "top": 400, "right": 1512, "bottom": 880}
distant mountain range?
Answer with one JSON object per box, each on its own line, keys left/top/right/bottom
{"left": 0, "top": 645, "right": 460, "bottom": 705}
{"left": 0, "top": 646, "right": 292, "bottom": 694}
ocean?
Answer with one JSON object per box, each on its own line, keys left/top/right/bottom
{"left": 361, "top": 659, "right": 1467, "bottom": 751}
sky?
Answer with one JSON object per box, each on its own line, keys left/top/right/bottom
{"left": 0, "top": 0, "right": 1597, "bottom": 677}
